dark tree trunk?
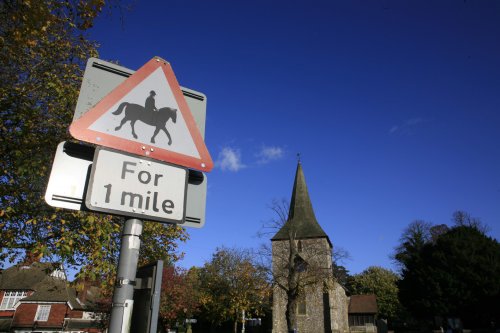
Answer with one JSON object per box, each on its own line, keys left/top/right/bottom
{"left": 286, "top": 292, "right": 298, "bottom": 332}
{"left": 286, "top": 232, "right": 300, "bottom": 332}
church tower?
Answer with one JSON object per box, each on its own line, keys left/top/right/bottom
{"left": 271, "top": 161, "right": 349, "bottom": 333}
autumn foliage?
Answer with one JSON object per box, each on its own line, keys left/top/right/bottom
{"left": 0, "top": 0, "right": 188, "bottom": 291}
{"left": 159, "top": 266, "right": 201, "bottom": 329}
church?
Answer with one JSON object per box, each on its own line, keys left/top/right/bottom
{"left": 271, "top": 161, "right": 370, "bottom": 333}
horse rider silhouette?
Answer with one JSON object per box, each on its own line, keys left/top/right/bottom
{"left": 145, "top": 90, "right": 158, "bottom": 112}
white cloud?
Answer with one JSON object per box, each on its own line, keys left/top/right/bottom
{"left": 256, "top": 145, "right": 285, "bottom": 164}
{"left": 389, "top": 118, "right": 425, "bottom": 135}
{"left": 217, "top": 147, "right": 245, "bottom": 172}
{"left": 389, "top": 125, "right": 400, "bottom": 134}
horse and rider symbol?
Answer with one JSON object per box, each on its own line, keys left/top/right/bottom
{"left": 112, "top": 90, "right": 177, "bottom": 145}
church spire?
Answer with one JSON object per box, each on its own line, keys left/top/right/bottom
{"left": 271, "top": 161, "right": 331, "bottom": 246}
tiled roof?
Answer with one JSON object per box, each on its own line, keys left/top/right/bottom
{"left": 272, "top": 162, "right": 331, "bottom": 246}
{"left": 0, "top": 262, "right": 86, "bottom": 310}
{"left": 0, "top": 262, "right": 60, "bottom": 290}
{"left": 349, "top": 294, "right": 378, "bottom": 314}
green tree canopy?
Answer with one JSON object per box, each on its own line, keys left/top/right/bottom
{"left": 395, "top": 213, "right": 500, "bottom": 329}
{"left": 347, "top": 266, "right": 401, "bottom": 322}
{"left": 198, "top": 247, "right": 271, "bottom": 333}
{"left": 0, "top": 0, "right": 187, "bottom": 290}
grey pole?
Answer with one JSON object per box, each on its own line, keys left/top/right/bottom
{"left": 108, "top": 218, "right": 143, "bottom": 333}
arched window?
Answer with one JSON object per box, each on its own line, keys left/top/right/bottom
{"left": 294, "top": 255, "right": 308, "bottom": 273}
{"left": 297, "top": 293, "right": 307, "bottom": 315}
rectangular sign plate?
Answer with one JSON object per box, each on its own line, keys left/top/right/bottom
{"left": 45, "top": 142, "right": 207, "bottom": 228}
{"left": 86, "top": 147, "right": 188, "bottom": 224}
{"left": 45, "top": 142, "right": 93, "bottom": 210}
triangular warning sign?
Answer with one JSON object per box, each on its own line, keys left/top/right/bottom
{"left": 69, "top": 57, "right": 213, "bottom": 172}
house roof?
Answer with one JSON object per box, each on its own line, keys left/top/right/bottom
{"left": 0, "top": 262, "right": 61, "bottom": 290}
{"left": 0, "top": 262, "right": 86, "bottom": 310}
{"left": 271, "top": 162, "right": 331, "bottom": 246}
{"left": 349, "top": 294, "right": 378, "bottom": 314}
{"left": 68, "top": 283, "right": 104, "bottom": 311}
{"left": 22, "top": 281, "right": 86, "bottom": 311}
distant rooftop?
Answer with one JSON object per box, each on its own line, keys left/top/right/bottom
{"left": 349, "top": 294, "right": 378, "bottom": 314}
{"left": 0, "top": 262, "right": 98, "bottom": 311}
{"left": 0, "top": 262, "right": 62, "bottom": 290}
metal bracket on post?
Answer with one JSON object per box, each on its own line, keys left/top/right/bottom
{"left": 133, "top": 277, "right": 153, "bottom": 290}
{"left": 116, "top": 278, "right": 136, "bottom": 288}
{"left": 112, "top": 302, "right": 131, "bottom": 308}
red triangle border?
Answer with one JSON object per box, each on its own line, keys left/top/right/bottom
{"left": 69, "top": 57, "right": 213, "bottom": 172}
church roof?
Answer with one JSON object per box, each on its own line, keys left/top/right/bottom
{"left": 349, "top": 294, "right": 378, "bottom": 314}
{"left": 271, "top": 162, "right": 331, "bottom": 246}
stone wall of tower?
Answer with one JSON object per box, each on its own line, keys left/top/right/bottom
{"left": 272, "top": 239, "right": 290, "bottom": 333}
{"left": 329, "top": 280, "right": 350, "bottom": 333}
{"left": 272, "top": 237, "right": 348, "bottom": 333}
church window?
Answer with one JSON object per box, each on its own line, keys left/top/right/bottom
{"left": 297, "top": 294, "right": 307, "bottom": 315}
{"left": 294, "top": 255, "right": 308, "bottom": 272}
{"left": 349, "top": 314, "right": 375, "bottom": 326}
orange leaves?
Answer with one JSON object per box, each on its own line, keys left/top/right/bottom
{"left": 159, "top": 266, "right": 201, "bottom": 328}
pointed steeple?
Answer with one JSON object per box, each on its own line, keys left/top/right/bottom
{"left": 271, "top": 161, "right": 331, "bottom": 246}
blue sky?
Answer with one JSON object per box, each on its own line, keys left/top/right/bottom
{"left": 90, "top": 0, "right": 500, "bottom": 274}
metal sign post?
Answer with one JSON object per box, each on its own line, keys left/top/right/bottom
{"left": 108, "top": 218, "right": 143, "bottom": 333}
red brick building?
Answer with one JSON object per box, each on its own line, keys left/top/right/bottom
{"left": 0, "top": 262, "right": 104, "bottom": 333}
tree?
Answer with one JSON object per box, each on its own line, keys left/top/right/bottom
{"left": 392, "top": 220, "right": 432, "bottom": 269}
{"left": 198, "top": 247, "right": 270, "bottom": 333}
{"left": 159, "top": 266, "right": 201, "bottom": 330}
{"left": 332, "top": 263, "right": 350, "bottom": 287}
{"left": 332, "top": 245, "right": 352, "bottom": 286}
{"left": 395, "top": 213, "right": 500, "bottom": 329}
{"left": 347, "top": 266, "right": 401, "bottom": 323}
{"left": 452, "top": 210, "right": 490, "bottom": 234}
{"left": 0, "top": 0, "right": 188, "bottom": 291}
